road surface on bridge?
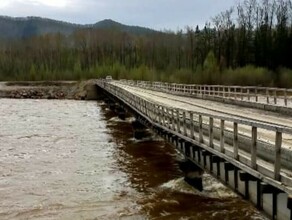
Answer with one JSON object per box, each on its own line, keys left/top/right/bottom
{"left": 111, "top": 81, "right": 292, "bottom": 150}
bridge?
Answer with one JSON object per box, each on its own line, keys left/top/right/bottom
{"left": 96, "top": 79, "right": 292, "bottom": 220}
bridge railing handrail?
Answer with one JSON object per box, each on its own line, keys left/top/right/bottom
{"left": 119, "top": 79, "right": 292, "bottom": 107}
{"left": 97, "top": 79, "right": 292, "bottom": 188}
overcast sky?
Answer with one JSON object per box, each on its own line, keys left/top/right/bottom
{"left": 0, "top": 0, "right": 235, "bottom": 30}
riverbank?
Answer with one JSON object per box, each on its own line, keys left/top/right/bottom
{"left": 0, "top": 80, "right": 99, "bottom": 100}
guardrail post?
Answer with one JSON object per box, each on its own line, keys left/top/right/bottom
{"left": 166, "top": 107, "right": 170, "bottom": 129}
{"left": 209, "top": 117, "right": 214, "bottom": 148}
{"left": 274, "top": 131, "right": 282, "bottom": 181}
{"left": 163, "top": 107, "right": 167, "bottom": 126}
{"left": 274, "top": 90, "right": 277, "bottom": 104}
{"left": 199, "top": 115, "right": 203, "bottom": 143}
{"left": 144, "top": 101, "right": 147, "bottom": 116}
{"left": 266, "top": 89, "right": 270, "bottom": 104}
{"left": 255, "top": 88, "right": 258, "bottom": 102}
{"left": 157, "top": 105, "right": 160, "bottom": 123}
{"left": 177, "top": 109, "right": 181, "bottom": 133}
{"left": 234, "top": 122, "right": 239, "bottom": 160}
{"left": 149, "top": 103, "right": 152, "bottom": 120}
{"left": 234, "top": 88, "right": 237, "bottom": 99}
{"left": 171, "top": 109, "right": 175, "bottom": 131}
{"left": 251, "top": 126, "right": 257, "bottom": 169}
{"left": 284, "top": 90, "right": 288, "bottom": 106}
{"left": 165, "top": 107, "right": 168, "bottom": 127}
{"left": 161, "top": 107, "right": 165, "bottom": 126}
{"left": 183, "top": 111, "right": 187, "bottom": 136}
{"left": 190, "top": 112, "right": 194, "bottom": 139}
{"left": 156, "top": 105, "right": 159, "bottom": 123}
{"left": 220, "top": 119, "right": 225, "bottom": 153}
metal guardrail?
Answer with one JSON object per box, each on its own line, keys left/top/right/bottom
{"left": 97, "top": 80, "right": 292, "bottom": 192}
{"left": 119, "top": 79, "right": 292, "bottom": 107}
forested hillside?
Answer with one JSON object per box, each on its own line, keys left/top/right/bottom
{"left": 0, "top": 0, "right": 292, "bottom": 87}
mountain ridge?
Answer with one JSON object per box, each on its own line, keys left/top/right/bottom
{"left": 0, "top": 16, "right": 156, "bottom": 39}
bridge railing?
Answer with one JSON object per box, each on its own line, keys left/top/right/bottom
{"left": 97, "top": 80, "right": 292, "bottom": 191}
{"left": 119, "top": 79, "right": 292, "bottom": 107}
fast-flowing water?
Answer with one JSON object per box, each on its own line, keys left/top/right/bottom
{"left": 0, "top": 99, "right": 267, "bottom": 220}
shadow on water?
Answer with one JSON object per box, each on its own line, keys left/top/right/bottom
{"left": 100, "top": 102, "right": 267, "bottom": 220}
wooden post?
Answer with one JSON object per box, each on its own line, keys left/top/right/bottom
{"left": 284, "top": 90, "right": 288, "bottom": 106}
{"left": 158, "top": 106, "right": 162, "bottom": 124}
{"left": 162, "top": 107, "right": 165, "bottom": 126}
{"left": 274, "top": 131, "right": 282, "bottom": 181}
{"left": 199, "top": 115, "right": 203, "bottom": 143}
{"left": 220, "top": 119, "right": 225, "bottom": 153}
{"left": 183, "top": 111, "right": 187, "bottom": 136}
{"left": 167, "top": 107, "right": 171, "bottom": 129}
{"left": 172, "top": 108, "right": 175, "bottom": 131}
{"left": 149, "top": 103, "right": 152, "bottom": 120}
{"left": 241, "top": 88, "right": 243, "bottom": 100}
{"left": 255, "top": 88, "right": 258, "bottom": 102}
{"left": 266, "top": 89, "right": 270, "bottom": 104}
{"left": 274, "top": 90, "right": 277, "bottom": 104}
{"left": 152, "top": 103, "right": 155, "bottom": 121}
{"left": 209, "top": 117, "right": 214, "bottom": 148}
{"left": 144, "top": 101, "right": 147, "bottom": 117}
{"left": 234, "top": 122, "right": 239, "bottom": 160}
{"left": 156, "top": 105, "right": 159, "bottom": 123}
{"left": 247, "top": 88, "right": 250, "bottom": 101}
{"left": 177, "top": 109, "right": 181, "bottom": 133}
{"left": 190, "top": 112, "right": 194, "bottom": 139}
{"left": 164, "top": 107, "right": 168, "bottom": 127}
{"left": 251, "top": 126, "right": 257, "bottom": 169}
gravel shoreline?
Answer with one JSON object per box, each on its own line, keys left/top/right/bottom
{"left": 0, "top": 80, "right": 98, "bottom": 100}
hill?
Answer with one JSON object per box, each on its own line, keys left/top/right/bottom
{"left": 0, "top": 16, "right": 156, "bottom": 39}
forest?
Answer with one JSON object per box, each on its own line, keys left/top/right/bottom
{"left": 1, "top": 0, "right": 292, "bottom": 87}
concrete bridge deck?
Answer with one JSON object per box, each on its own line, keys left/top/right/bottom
{"left": 97, "top": 79, "right": 292, "bottom": 220}
{"left": 113, "top": 81, "right": 292, "bottom": 147}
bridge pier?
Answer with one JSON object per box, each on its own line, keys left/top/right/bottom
{"left": 132, "top": 120, "right": 152, "bottom": 140}
{"left": 115, "top": 106, "right": 126, "bottom": 120}
{"left": 178, "top": 159, "right": 204, "bottom": 191}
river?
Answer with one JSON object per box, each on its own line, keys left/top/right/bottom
{"left": 0, "top": 99, "right": 266, "bottom": 219}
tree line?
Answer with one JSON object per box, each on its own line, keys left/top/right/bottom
{"left": 0, "top": 0, "right": 292, "bottom": 87}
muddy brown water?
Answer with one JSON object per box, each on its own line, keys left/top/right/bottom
{"left": 0, "top": 99, "right": 267, "bottom": 220}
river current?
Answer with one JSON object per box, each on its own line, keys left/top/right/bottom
{"left": 0, "top": 99, "right": 266, "bottom": 219}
